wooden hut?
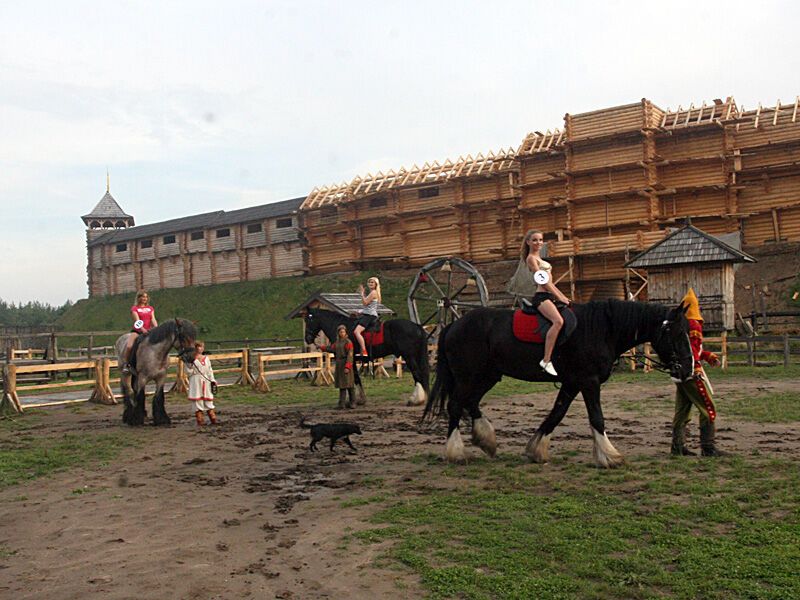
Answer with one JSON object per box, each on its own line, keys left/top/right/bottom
{"left": 625, "top": 223, "right": 756, "bottom": 331}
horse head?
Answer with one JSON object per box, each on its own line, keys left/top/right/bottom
{"left": 304, "top": 311, "right": 323, "bottom": 346}
{"left": 651, "top": 303, "right": 694, "bottom": 383}
{"left": 173, "top": 318, "right": 198, "bottom": 364}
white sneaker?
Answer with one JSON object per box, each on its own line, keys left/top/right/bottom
{"left": 539, "top": 360, "right": 558, "bottom": 377}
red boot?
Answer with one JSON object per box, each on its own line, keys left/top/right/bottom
{"left": 207, "top": 409, "right": 218, "bottom": 425}
{"left": 195, "top": 410, "right": 205, "bottom": 426}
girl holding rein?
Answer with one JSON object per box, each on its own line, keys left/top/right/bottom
{"left": 521, "top": 229, "right": 571, "bottom": 376}
{"left": 122, "top": 290, "right": 158, "bottom": 374}
{"left": 354, "top": 276, "right": 381, "bottom": 359}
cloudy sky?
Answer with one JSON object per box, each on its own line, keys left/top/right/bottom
{"left": 1, "top": 0, "right": 798, "bottom": 304}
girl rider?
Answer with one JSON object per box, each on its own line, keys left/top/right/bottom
{"left": 354, "top": 277, "right": 381, "bottom": 358}
{"left": 122, "top": 290, "right": 158, "bottom": 374}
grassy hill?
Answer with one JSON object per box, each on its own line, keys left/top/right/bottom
{"left": 57, "top": 272, "right": 414, "bottom": 342}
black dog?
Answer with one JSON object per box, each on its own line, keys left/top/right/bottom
{"left": 300, "top": 420, "right": 362, "bottom": 452}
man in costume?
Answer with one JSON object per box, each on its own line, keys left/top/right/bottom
{"left": 671, "top": 288, "right": 726, "bottom": 457}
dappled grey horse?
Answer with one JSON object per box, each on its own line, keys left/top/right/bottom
{"left": 114, "top": 319, "right": 197, "bottom": 426}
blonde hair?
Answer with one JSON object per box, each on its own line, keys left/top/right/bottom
{"left": 195, "top": 341, "right": 205, "bottom": 351}
{"left": 135, "top": 290, "right": 149, "bottom": 304}
{"left": 519, "top": 230, "right": 544, "bottom": 261}
{"left": 368, "top": 277, "right": 382, "bottom": 303}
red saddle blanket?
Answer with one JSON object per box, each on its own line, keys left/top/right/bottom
{"left": 363, "top": 323, "right": 385, "bottom": 347}
{"left": 512, "top": 310, "right": 546, "bottom": 343}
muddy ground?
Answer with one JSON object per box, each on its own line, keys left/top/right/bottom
{"left": 1, "top": 376, "right": 799, "bottom": 599}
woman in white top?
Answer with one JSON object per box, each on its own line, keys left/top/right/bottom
{"left": 521, "top": 229, "right": 572, "bottom": 376}
{"left": 354, "top": 276, "right": 381, "bottom": 357}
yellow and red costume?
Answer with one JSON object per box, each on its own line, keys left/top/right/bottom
{"left": 671, "top": 288, "right": 723, "bottom": 456}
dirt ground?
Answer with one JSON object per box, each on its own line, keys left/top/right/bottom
{"left": 1, "top": 376, "right": 799, "bottom": 600}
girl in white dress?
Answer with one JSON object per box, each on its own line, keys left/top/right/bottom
{"left": 187, "top": 341, "right": 218, "bottom": 425}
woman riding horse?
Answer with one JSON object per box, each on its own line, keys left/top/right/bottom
{"left": 423, "top": 299, "right": 694, "bottom": 467}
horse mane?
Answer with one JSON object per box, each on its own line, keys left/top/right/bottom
{"left": 146, "top": 319, "right": 197, "bottom": 345}
{"left": 572, "top": 299, "right": 669, "bottom": 348}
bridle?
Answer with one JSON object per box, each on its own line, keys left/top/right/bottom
{"left": 633, "top": 319, "right": 685, "bottom": 377}
{"left": 173, "top": 320, "right": 195, "bottom": 362}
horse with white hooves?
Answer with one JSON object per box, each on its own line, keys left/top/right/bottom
{"left": 422, "top": 300, "right": 695, "bottom": 468}
{"left": 114, "top": 319, "right": 198, "bottom": 426}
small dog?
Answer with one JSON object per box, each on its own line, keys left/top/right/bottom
{"left": 300, "top": 419, "right": 362, "bottom": 452}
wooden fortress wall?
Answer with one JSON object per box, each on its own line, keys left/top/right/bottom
{"left": 87, "top": 215, "right": 303, "bottom": 297}
{"left": 303, "top": 97, "right": 800, "bottom": 302}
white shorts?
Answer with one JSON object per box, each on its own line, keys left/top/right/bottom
{"left": 191, "top": 400, "right": 215, "bottom": 412}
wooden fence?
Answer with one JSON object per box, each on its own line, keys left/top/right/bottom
{"left": 252, "top": 351, "right": 332, "bottom": 392}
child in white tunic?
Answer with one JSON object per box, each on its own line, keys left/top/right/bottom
{"left": 187, "top": 341, "right": 218, "bottom": 425}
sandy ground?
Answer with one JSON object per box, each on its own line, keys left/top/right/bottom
{"left": 1, "top": 376, "right": 799, "bottom": 600}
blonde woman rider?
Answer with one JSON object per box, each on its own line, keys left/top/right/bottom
{"left": 521, "top": 230, "right": 571, "bottom": 376}
{"left": 354, "top": 277, "right": 381, "bottom": 358}
{"left": 122, "top": 290, "right": 158, "bottom": 373}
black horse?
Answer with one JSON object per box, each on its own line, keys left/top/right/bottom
{"left": 304, "top": 309, "right": 430, "bottom": 405}
{"left": 423, "top": 300, "right": 694, "bottom": 467}
{"left": 114, "top": 319, "right": 197, "bottom": 426}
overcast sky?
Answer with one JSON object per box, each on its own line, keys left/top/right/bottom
{"left": 1, "top": 0, "right": 798, "bottom": 305}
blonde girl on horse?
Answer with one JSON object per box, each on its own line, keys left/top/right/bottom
{"left": 122, "top": 290, "right": 158, "bottom": 373}
{"left": 521, "top": 230, "right": 571, "bottom": 376}
{"left": 354, "top": 276, "right": 381, "bottom": 357}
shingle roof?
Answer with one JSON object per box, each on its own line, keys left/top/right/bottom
{"left": 88, "top": 196, "right": 304, "bottom": 247}
{"left": 625, "top": 224, "right": 756, "bottom": 268}
{"left": 286, "top": 291, "right": 395, "bottom": 319}
{"left": 82, "top": 191, "right": 133, "bottom": 222}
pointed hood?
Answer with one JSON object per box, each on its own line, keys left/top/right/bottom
{"left": 681, "top": 288, "right": 702, "bottom": 321}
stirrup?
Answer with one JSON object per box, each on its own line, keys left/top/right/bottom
{"left": 122, "top": 363, "right": 131, "bottom": 374}
{"left": 539, "top": 360, "right": 558, "bottom": 377}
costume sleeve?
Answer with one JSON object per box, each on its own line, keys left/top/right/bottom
{"left": 345, "top": 342, "right": 353, "bottom": 371}
{"left": 207, "top": 358, "right": 215, "bottom": 383}
{"left": 688, "top": 320, "right": 715, "bottom": 364}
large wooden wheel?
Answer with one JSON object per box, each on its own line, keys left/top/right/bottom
{"left": 407, "top": 257, "right": 489, "bottom": 340}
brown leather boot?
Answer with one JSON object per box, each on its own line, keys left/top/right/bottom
{"left": 207, "top": 409, "right": 218, "bottom": 425}
{"left": 195, "top": 410, "right": 205, "bottom": 426}
{"left": 670, "top": 424, "right": 696, "bottom": 456}
{"left": 700, "top": 421, "right": 729, "bottom": 457}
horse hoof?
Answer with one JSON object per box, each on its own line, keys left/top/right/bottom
{"left": 524, "top": 432, "right": 551, "bottom": 464}
{"left": 471, "top": 417, "right": 497, "bottom": 458}
{"left": 444, "top": 430, "right": 466, "bottom": 463}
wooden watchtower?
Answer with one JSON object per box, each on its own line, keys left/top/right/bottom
{"left": 625, "top": 223, "right": 756, "bottom": 331}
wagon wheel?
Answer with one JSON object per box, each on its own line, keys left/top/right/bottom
{"left": 407, "top": 257, "right": 489, "bottom": 341}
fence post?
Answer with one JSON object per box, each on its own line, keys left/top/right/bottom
{"left": 1, "top": 364, "right": 22, "bottom": 414}
{"left": 784, "top": 333, "right": 790, "bottom": 368}
{"left": 171, "top": 360, "right": 189, "bottom": 394}
{"left": 746, "top": 338, "right": 754, "bottom": 367}
{"left": 253, "top": 353, "right": 270, "bottom": 392}
{"left": 721, "top": 331, "right": 728, "bottom": 369}
{"left": 238, "top": 348, "right": 254, "bottom": 386}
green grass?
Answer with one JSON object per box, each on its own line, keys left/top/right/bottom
{"left": 0, "top": 427, "right": 136, "bottom": 489}
{"left": 724, "top": 392, "right": 800, "bottom": 423}
{"left": 56, "top": 271, "right": 415, "bottom": 343}
{"left": 354, "top": 455, "right": 800, "bottom": 599}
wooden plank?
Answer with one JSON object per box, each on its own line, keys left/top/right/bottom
{"left": 15, "top": 361, "right": 96, "bottom": 374}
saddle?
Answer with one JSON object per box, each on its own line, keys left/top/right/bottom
{"left": 127, "top": 331, "right": 149, "bottom": 375}
{"left": 362, "top": 321, "right": 385, "bottom": 347}
{"left": 512, "top": 302, "right": 577, "bottom": 345}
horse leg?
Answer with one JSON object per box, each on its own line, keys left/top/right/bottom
{"left": 404, "top": 357, "right": 427, "bottom": 407}
{"left": 582, "top": 378, "right": 624, "bottom": 468}
{"left": 132, "top": 382, "right": 147, "bottom": 426}
{"left": 151, "top": 380, "right": 171, "bottom": 426}
{"left": 121, "top": 373, "right": 134, "bottom": 425}
{"left": 465, "top": 377, "right": 501, "bottom": 458}
{"left": 525, "top": 383, "right": 579, "bottom": 463}
{"left": 444, "top": 391, "right": 467, "bottom": 463}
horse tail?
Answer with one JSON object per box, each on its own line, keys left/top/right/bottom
{"left": 422, "top": 324, "right": 454, "bottom": 422}
{"left": 418, "top": 328, "right": 430, "bottom": 394}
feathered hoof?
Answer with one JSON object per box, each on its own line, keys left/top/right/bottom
{"left": 406, "top": 383, "right": 427, "bottom": 406}
{"left": 591, "top": 428, "right": 625, "bottom": 469}
{"left": 444, "top": 430, "right": 466, "bottom": 463}
{"left": 471, "top": 417, "right": 497, "bottom": 458}
{"left": 524, "top": 431, "right": 551, "bottom": 464}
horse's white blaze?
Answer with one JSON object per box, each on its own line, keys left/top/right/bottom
{"left": 407, "top": 382, "right": 427, "bottom": 406}
{"left": 472, "top": 417, "right": 497, "bottom": 457}
{"left": 591, "top": 427, "right": 625, "bottom": 469}
{"left": 525, "top": 432, "right": 551, "bottom": 463}
{"left": 445, "top": 429, "right": 466, "bottom": 463}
